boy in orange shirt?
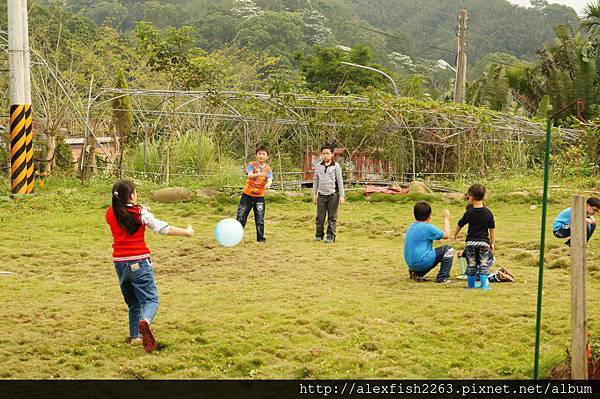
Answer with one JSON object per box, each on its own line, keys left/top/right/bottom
{"left": 236, "top": 144, "right": 273, "bottom": 242}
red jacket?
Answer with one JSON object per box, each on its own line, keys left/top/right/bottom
{"left": 105, "top": 206, "right": 150, "bottom": 262}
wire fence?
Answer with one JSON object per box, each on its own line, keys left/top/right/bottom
{"left": 1, "top": 89, "right": 586, "bottom": 186}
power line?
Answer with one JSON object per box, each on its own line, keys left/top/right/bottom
{"left": 345, "top": 20, "right": 524, "bottom": 69}
{"left": 403, "top": 19, "right": 457, "bottom": 36}
{"left": 345, "top": 21, "right": 457, "bottom": 55}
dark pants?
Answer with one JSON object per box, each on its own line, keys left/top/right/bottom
{"left": 465, "top": 244, "right": 491, "bottom": 276}
{"left": 236, "top": 193, "right": 265, "bottom": 241}
{"left": 553, "top": 223, "right": 596, "bottom": 244}
{"left": 316, "top": 193, "right": 339, "bottom": 240}
{"left": 412, "top": 245, "right": 454, "bottom": 282}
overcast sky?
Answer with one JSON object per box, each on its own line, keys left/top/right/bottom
{"left": 506, "top": 0, "right": 592, "bottom": 14}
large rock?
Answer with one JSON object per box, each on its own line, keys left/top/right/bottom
{"left": 152, "top": 187, "right": 193, "bottom": 203}
{"left": 443, "top": 192, "right": 466, "bottom": 202}
{"left": 507, "top": 191, "right": 530, "bottom": 198}
{"left": 409, "top": 180, "right": 433, "bottom": 194}
{"left": 195, "top": 188, "right": 219, "bottom": 199}
{"left": 284, "top": 191, "right": 304, "bottom": 198}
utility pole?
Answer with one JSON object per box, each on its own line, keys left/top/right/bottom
{"left": 22, "top": 0, "right": 34, "bottom": 194}
{"left": 7, "top": 0, "right": 32, "bottom": 195}
{"left": 454, "top": 10, "right": 467, "bottom": 103}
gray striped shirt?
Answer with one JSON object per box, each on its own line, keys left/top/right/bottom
{"left": 312, "top": 161, "right": 345, "bottom": 197}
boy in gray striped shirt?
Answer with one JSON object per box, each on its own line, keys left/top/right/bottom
{"left": 312, "top": 144, "right": 345, "bottom": 243}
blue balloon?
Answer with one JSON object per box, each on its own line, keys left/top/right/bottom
{"left": 215, "top": 219, "right": 244, "bottom": 247}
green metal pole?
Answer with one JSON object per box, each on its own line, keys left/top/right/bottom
{"left": 533, "top": 119, "right": 553, "bottom": 379}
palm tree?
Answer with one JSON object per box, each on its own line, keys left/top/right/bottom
{"left": 581, "top": 1, "right": 600, "bottom": 39}
{"left": 580, "top": 1, "right": 600, "bottom": 83}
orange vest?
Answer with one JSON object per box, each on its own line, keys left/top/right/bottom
{"left": 243, "top": 162, "right": 271, "bottom": 197}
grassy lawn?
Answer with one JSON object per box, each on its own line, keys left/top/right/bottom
{"left": 0, "top": 178, "right": 599, "bottom": 379}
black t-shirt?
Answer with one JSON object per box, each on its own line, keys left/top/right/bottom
{"left": 457, "top": 207, "right": 495, "bottom": 243}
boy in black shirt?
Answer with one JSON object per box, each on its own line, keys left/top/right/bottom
{"left": 453, "top": 184, "right": 496, "bottom": 290}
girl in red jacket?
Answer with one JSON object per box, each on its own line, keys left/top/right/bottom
{"left": 105, "top": 180, "right": 194, "bottom": 352}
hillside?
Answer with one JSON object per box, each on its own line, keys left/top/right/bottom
{"left": 56, "top": 0, "right": 580, "bottom": 63}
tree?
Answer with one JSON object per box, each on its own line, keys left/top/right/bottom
{"left": 231, "top": 0, "right": 263, "bottom": 19}
{"left": 299, "top": 8, "right": 332, "bottom": 46}
{"left": 135, "top": 22, "right": 217, "bottom": 183}
{"left": 84, "top": 1, "right": 129, "bottom": 28}
{"left": 531, "top": 0, "right": 549, "bottom": 11}
{"left": 135, "top": 22, "right": 214, "bottom": 89}
{"left": 192, "top": 12, "right": 240, "bottom": 51}
{"left": 234, "top": 11, "right": 305, "bottom": 61}
{"left": 299, "top": 45, "right": 388, "bottom": 94}
{"left": 468, "top": 25, "right": 598, "bottom": 118}
{"left": 142, "top": 1, "right": 185, "bottom": 29}
{"left": 112, "top": 70, "right": 134, "bottom": 175}
{"left": 581, "top": 1, "right": 600, "bottom": 39}
{"left": 382, "top": 29, "right": 414, "bottom": 58}
{"left": 539, "top": 25, "right": 597, "bottom": 119}
{"left": 580, "top": 0, "right": 600, "bottom": 83}
{"left": 470, "top": 53, "right": 521, "bottom": 79}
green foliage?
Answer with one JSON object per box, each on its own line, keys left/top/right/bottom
{"left": 112, "top": 70, "right": 134, "bottom": 146}
{"left": 468, "top": 24, "right": 599, "bottom": 119}
{"left": 551, "top": 144, "right": 598, "bottom": 178}
{"left": 234, "top": 11, "right": 305, "bottom": 62}
{"left": 535, "top": 95, "right": 552, "bottom": 119}
{"left": 583, "top": 119, "right": 600, "bottom": 166}
{"left": 171, "top": 131, "right": 216, "bottom": 175}
{"left": 580, "top": 1, "right": 600, "bottom": 41}
{"left": 337, "top": 0, "right": 579, "bottom": 63}
{"left": 541, "top": 25, "right": 598, "bottom": 119}
{"left": 56, "top": 0, "right": 580, "bottom": 66}
{"left": 470, "top": 53, "right": 521, "bottom": 80}
{"left": 298, "top": 45, "right": 388, "bottom": 94}
{"left": 82, "top": 0, "right": 129, "bottom": 28}
{"left": 134, "top": 22, "right": 215, "bottom": 89}
{"left": 123, "top": 130, "right": 242, "bottom": 187}
{"left": 124, "top": 137, "right": 165, "bottom": 181}
{"left": 142, "top": 1, "right": 185, "bottom": 29}
{"left": 191, "top": 12, "right": 240, "bottom": 51}
{"left": 54, "top": 135, "right": 74, "bottom": 174}
{"left": 467, "top": 64, "right": 511, "bottom": 110}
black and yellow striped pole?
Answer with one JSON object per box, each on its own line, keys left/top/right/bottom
{"left": 10, "top": 104, "right": 27, "bottom": 194}
{"left": 24, "top": 104, "right": 34, "bottom": 194}
{"left": 7, "top": 0, "right": 32, "bottom": 195}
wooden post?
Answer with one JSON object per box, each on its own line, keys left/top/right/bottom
{"left": 81, "top": 135, "right": 97, "bottom": 182}
{"left": 571, "top": 194, "right": 588, "bottom": 379}
{"left": 143, "top": 124, "right": 149, "bottom": 173}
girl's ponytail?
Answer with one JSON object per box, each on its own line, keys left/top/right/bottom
{"left": 112, "top": 180, "right": 141, "bottom": 235}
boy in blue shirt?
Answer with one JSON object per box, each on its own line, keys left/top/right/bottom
{"left": 552, "top": 197, "right": 599, "bottom": 246}
{"left": 404, "top": 201, "right": 454, "bottom": 283}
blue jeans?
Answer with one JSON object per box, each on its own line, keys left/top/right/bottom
{"left": 553, "top": 223, "right": 596, "bottom": 243}
{"left": 114, "top": 258, "right": 159, "bottom": 338}
{"left": 411, "top": 245, "right": 454, "bottom": 282}
{"left": 465, "top": 244, "right": 491, "bottom": 276}
{"left": 236, "top": 193, "right": 265, "bottom": 241}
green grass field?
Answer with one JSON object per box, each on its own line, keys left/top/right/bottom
{"left": 0, "top": 178, "right": 599, "bottom": 379}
